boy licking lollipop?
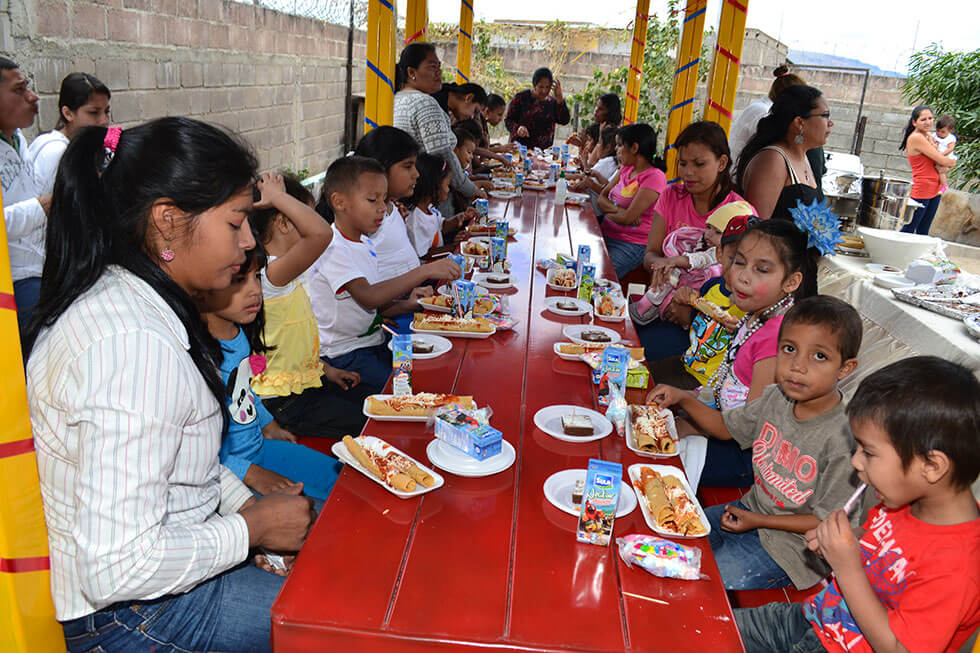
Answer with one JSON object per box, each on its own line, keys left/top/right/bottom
{"left": 735, "top": 356, "right": 980, "bottom": 653}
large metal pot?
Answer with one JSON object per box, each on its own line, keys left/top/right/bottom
{"left": 826, "top": 192, "right": 861, "bottom": 232}
{"left": 858, "top": 175, "right": 912, "bottom": 230}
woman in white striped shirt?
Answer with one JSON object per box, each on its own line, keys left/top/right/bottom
{"left": 25, "top": 117, "right": 314, "bottom": 652}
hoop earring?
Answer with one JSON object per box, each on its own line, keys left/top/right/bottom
{"left": 794, "top": 128, "right": 805, "bottom": 145}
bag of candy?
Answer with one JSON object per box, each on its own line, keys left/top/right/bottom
{"left": 605, "top": 381, "right": 628, "bottom": 436}
{"left": 617, "top": 534, "right": 708, "bottom": 581}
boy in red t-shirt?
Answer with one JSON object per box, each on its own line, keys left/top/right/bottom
{"left": 735, "top": 356, "right": 980, "bottom": 653}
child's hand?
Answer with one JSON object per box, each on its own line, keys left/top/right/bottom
{"left": 452, "top": 230, "right": 469, "bottom": 246}
{"left": 244, "top": 464, "right": 300, "bottom": 496}
{"left": 424, "top": 257, "right": 463, "bottom": 281}
{"left": 323, "top": 363, "right": 360, "bottom": 390}
{"left": 409, "top": 286, "right": 434, "bottom": 301}
{"left": 645, "top": 384, "right": 689, "bottom": 408}
{"left": 673, "top": 286, "right": 697, "bottom": 306}
{"left": 262, "top": 421, "right": 298, "bottom": 443}
{"left": 254, "top": 172, "right": 287, "bottom": 210}
{"left": 720, "top": 504, "right": 760, "bottom": 533}
{"left": 254, "top": 552, "right": 296, "bottom": 576}
{"left": 394, "top": 200, "right": 410, "bottom": 218}
{"left": 472, "top": 188, "right": 488, "bottom": 200}
{"left": 809, "top": 510, "right": 862, "bottom": 571}
{"left": 461, "top": 207, "right": 479, "bottom": 223}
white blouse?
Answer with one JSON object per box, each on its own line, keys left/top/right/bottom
{"left": 27, "top": 266, "right": 253, "bottom": 620}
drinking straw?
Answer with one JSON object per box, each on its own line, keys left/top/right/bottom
{"left": 843, "top": 483, "right": 867, "bottom": 514}
{"left": 381, "top": 323, "right": 399, "bottom": 338}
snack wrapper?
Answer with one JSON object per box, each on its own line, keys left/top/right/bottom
{"left": 605, "top": 381, "right": 628, "bottom": 436}
{"left": 481, "top": 313, "right": 518, "bottom": 331}
{"left": 617, "top": 534, "right": 707, "bottom": 581}
{"left": 905, "top": 254, "right": 961, "bottom": 285}
{"left": 452, "top": 280, "right": 477, "bottom": 318}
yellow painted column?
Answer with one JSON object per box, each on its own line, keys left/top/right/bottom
{"left": 404, "top": 0, "right": 427, "bottom": 45}
{"left": 365, "top": 0, "right": 396, "bottom": 131}
{"left": 664, "top": 0, "right": 707, "bottom": 183}
{"left": 0, "top": 189, "right": 64, "bottom": 651}
{"left": 622, "top": 0, "right": 650, "bottom": 125}
{"left": 455, "top": 0, "right": 474, "bottom": 84}
{"left": 703, "top": 0, "right": 749, "bottom": 135}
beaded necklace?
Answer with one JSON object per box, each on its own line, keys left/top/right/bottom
{"left": 709, "top": 293, "right": 795, "bottom": 407}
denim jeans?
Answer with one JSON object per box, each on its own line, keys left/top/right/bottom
{"left": 700, "top": 438, "right": 755, "bottom": 488}
{"left": 61, "top": 561, "right": 285, "bottom": 652}
{"left": 734, "top": 601, "right": 824, "bottom": 653}
{"left": 902, "top": 194, "right": 941, "bottom": 235}
{"left": 705, "top": 500, "right": 792, "bottom": 590}
{"left": 324, "top": 343, "right": 393, "bottom": 396}
{"left": 13, "top": 276, "right": 41, "bottom": 341}
{"left": 604, "top": 238, "right": 647, "bottom": 278}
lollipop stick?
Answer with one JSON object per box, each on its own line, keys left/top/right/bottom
{"left": 843, "top": 483, "right": 867, "bottom": 514}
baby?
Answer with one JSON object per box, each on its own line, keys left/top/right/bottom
{"left": 933, "top": 114, "right": 957, "bottom": 192}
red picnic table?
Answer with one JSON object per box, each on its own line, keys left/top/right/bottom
{"left": 271, "top": 192, "right": 745, "bottom": 652}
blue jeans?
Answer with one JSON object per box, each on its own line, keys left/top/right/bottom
{"left": 254, "top": 439, "right": 341, "bottom": 500}
{"left": 734, "top": 601, "right": 824, "bottom": 653}
{"left": 705, "top": 500, "right": 792, "bottom": 590}
{"left": 13, "top": 276, "right": 41, "bottom": 340}
{"left": 324, "top": 343, "right": 392, "bottom": 396}
{"left": 604, "top": 238, "right": 647, "bottom": 278}
{"left": 61, "top": 561, "right": 285, "bottom": 652}
{"left": 902, "top": 194, "right": 941, "bottom": 235}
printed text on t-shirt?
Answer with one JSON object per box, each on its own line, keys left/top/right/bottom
{"left": 751, "top": 421, "right": 817, "bottom": 508}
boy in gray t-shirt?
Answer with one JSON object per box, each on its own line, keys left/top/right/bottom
{"left": 705, "top": 296, "right": 868, "bottom": 590}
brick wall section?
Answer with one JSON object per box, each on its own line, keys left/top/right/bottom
{"left": 3, "top": 0, "right": 365, "bottom": 174}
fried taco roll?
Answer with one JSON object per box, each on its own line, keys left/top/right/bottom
{"left": 388, "top": 472, "right": 417, "bottom": 492}
{"left": 405, "top": 463, "right": 435, "bottom": 487}
{"left": 343, "top": 435, "right": 381, "bottom": 478}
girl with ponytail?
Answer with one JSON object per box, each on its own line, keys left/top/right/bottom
{"left": 27, "top": 117, "right": 314, "bottom": 652}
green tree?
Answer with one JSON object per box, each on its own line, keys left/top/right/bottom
{"left": 570, "top": 0, "right": 712, "bottom": 140}
{"left": 903, "top": 44, "right": 980, "bottom": 189}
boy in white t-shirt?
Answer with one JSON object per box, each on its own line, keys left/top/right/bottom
{"left": 308, "top": 156, "right": 462, "bottom": 395}
{"left": 933, "top": 114, "right": 957, "bottom": 193}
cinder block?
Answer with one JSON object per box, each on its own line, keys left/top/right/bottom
{"left": 139, "top": 91, "right": 168, "bottom": 120}
{"left": 227, "top": 87, "right": 244, "bottom": 109}
{"left": 129, "top": 60, "right": 156, "bottom": 89}
{"left": 200, "top": 0, "right": 223, "bottom": 22}
{"left": 95, "top": 58, "right": 129, "bottom": 90}
{"left": 106, "top": 8, "right": 139, "bottom": 42}
{"left": 156, "top": 62, "right": 179, "bottom": 88}
{"left": 243, "top": 86, "right": 262, "bottom": 108}
{"left": 33, "top": 58, "right": 73, "bottom": 94}
{"left": 211, "top": 111, "right": 239, "bottom": 132}
{"left": 203, "top": 62, "right": 223, "bottom": 87}
{"left": 153, "top": 0, "right": 177, "bottom": 16}
{"left": 166, "top": 88, "right": 190, "bottom": 116}
{"left": 140, "top": 13, "right": 166, "bottom": 45}
{"left": 276, "top": 84, "right": 294, "bottom": 104}
{"left": 209, "top": 88, "right": 228, "bottom": 112}
{"left": 72, "top": 3, "right": 107, "bottom": 40}
{"left": 176, "top": 0, "right": 197, "bottom": 19}
{"left": 208, "top": 23, "right": 229, "bottom": 50}
{"left": 122, "top": 0, "right": 150, "bottom": 10}
{"left": 37, "top": 2, "right": 69, "bottom": 37}
{"left": 180, "top": 62, "right": 203, "bottom": 87}
{"left": 109, "top": 90, "right": 138, "bottom": 121}
{"left": 221, "top": 63, "right": 239, "bottom": 86}
{"left": 186, "top": 87, "right": 209, "bottom": 114}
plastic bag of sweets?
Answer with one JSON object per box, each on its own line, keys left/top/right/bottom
{"left": 605, "top": 381, "right": 628, "bottom": 436}
{"left": 617, "top": 534, "right": 707, "bottom": 581}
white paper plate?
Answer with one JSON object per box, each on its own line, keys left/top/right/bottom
{"left": 543, "top": 469, "right": 636, "bottom": 518}
{"left": 331, "top": 436, "right": 444, "bottom": 499}
{"left": 562, "top": 324, "right": 621, "bottom": 345}
{"left": 965, "top": 315, "right": 980, "bottom": 340}
{"left": 533, "top": 404, "right": 613, "bottom": 442}
{"left": 564, "top": 192, "right": 590, "bottom": 206}
{"left": 437, "top": 284, "right": 489, "bottom": 297}
{"left": 865, "top": 263, "right": 903, "bottom": 275}
{"left": 553, "top": 342, "right": 586, "bottom": 361}
{"left": 472, "top": 271, "right": 515, "bottom": 290}
{"left": 425, "top": 439, "right": 516, "bottom": 477}
{"left": 628, "top": 463, "right": 710, "bottom": 538}
{"left": 362, "top": 394, "right": 438, "bottom": 422}
{"left": 874, "top": 273, "right": 916, "bottom": 290}
{"left": 411, "top": 321, "right": 497, "bottom": 339}
{"left": 547, "top": 267, "right": 579, "bottom": 291}
{"left": 489, "top": 190, "right": 520, "bottom": 200}
{"left": 592, "top": 295, "right": 628, "bottom": 323}
{"left": 624, "top": 406, "right": 680, "bottom": 459}
{"left": 543, "top": 296, "right": 592, "bottom": 317}
{"left": 418, "top": 298, "right": 453, "bottom": 313}
{"left": 385, "top": 334, "right": 452, "bottom": 359}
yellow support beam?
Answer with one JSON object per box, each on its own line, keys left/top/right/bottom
{"left": 664, "top": 0, "right": 707, "bottom": 183}
{"left": 0, "top": 189, "right": 64, "bottom": 651}
{"left": 703, "top": 0, "right": 749, "bottom": 135}
{"left": 455, "top": 0, "right": 474, "bottom": 84}
{"left": 622, "top": 0, "right": 650, "bottom": 125}
{"left": 404, "top": 0, "right": 427, "bottom": 45}
{"left": 365, "top": 0, "right": 396, "bottom": 131}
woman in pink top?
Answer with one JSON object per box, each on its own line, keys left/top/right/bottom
{"left": 640, "top": 121, "right": 745, "bottom": 328}
{"left": 899, "top": 105, "right": 956, "bottom": 235}
{"left": 597, "top": 123, "right": 667, "bottom": 278}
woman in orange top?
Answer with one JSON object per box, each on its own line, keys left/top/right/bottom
{"left": 899, "top": 105, "right": 956, "bottom": 235}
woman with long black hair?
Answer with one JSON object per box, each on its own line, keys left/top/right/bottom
{"left": 899, "top": 105, "right": 956, "bottom": 235}
{"left": 26, "top": 118, "right": 313, "bottom": 652}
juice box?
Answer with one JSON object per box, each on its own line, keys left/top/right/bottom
{"left": 452, "top": 279, "right": 477, "bottom": 317}
{"left": 391, "top": 334, "right": 413, "bottom": 396}
{"left": 552, "top": 145, "right": 561, "bottom": 160}
{"left": 577, "top": 458, "right": 623, "bottom": 546}
{"left": 561, "top": 152, "right": 570, "bottom": 168}
{"left": 490, "top": 237, "right": 506, "bottom": 268}
{"left": 597, "top": 345, "right": 630, "bottom": 405}
{"left": 474, "top": 198, "right": 489, "bottom": 221}
{"left": 577, "top": 263, "right": 595, "bottom": 302}
{"left": 494, "top": 221, "right": 509, "bottom": 257}
{"left": 434, "top": 407, "right": 503, "bottom": 461}
{"left": 524, "top": 157, "right": 533, "bottom": 174}
{"left": 504, "top": 152, "right": 513, "bottom": 165}
{"left": 549, "top": 162, "right": 560, "bottom": 183}
{"left": 515, "top": 172, "right": 525, "bottom": 189}
{"left": 448, "top": 253, "right": 466, "bottom": 273}
{"left": 575, "top": 244, "right": 591, "bottom": 278}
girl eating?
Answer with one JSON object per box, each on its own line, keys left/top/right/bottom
{"left": 405, "top": 152, "right": 473, "bottom": 258}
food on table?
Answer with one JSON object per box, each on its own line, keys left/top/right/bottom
{"left": 366, "top": 392, "right": 475, "bottom": 417}
{"left": 561, "top": 412, "right": 594, "bottom": 436}
{"left": 487, "top": 274, "right": 510, "bottom": 284}
{"left": 556, "top": 299, "right": 581, "bottom": 311}
{"left": 630, "top": 405, "right": 676, "bottom": 454}
{"left": 468, "top": 224, "right": 515, "bottom": 236}
{"left": 840, "top": 235, "right": 864, "bottom": 250}
{"left": 461, "top": 240, "right": 489, "bottom": 256}
{"left": 580, "top": 329, "right": 612, "bottom": 343}
{"left": 420, "top": 295, "right": 452, "bottom": 309}
{"left": 420, "top": 295, "right": 496, "bottom": 315}
{"left": 413, "top": 313, "right": 494, "bottom": 333}
{"left": 688, "top": 295, "right": 735, "bottom": 326}
{"left": 596, "top": 295, "right": 623, "bottom": 317}
{"left": 635, "top": 467, "right": 707, "bottom": 536}
{"left": 572, "top": 479, "right": 585, "bottom": 507}
{"left": 551, "top": 268, "right": 577, "bottom": 287}
{"left": 342, "top": 435, "right": 436, "bottom": 492}
{"left": 413, "top": 341, "right": 435, "bottom": 354}
{"left": 557, "top": 342, "right": 645, "bottom": 360}
{"left": 594, "top": 278, "right": 613, "bottom": 289}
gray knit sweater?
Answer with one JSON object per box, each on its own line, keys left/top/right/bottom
{"left": 393, "top": 89, "right": 477, "bottom": 200}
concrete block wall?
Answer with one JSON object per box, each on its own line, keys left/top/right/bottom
{"left": 3, "top": 0, "right": 365, "bottom": 175}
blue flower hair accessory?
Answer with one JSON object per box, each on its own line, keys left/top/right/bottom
{"left": 790, "top": 198, "right": 843, "bottom": 256}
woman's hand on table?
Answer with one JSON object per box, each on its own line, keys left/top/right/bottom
{"left": 240, "top": 482, "right": 314, "bottom": 551}
{"left": 720, "top": 504, "right": 760, "bottom": 533}
{"left": 245, "top": 464, "right": 300, "bottom": 495}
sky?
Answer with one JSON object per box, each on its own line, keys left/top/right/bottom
{"left": 409, "top": 0, "right": 980, "bottom": 74}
